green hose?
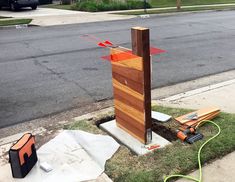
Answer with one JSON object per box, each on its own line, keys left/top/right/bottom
{"left": 164, "top": 120, "right": 221, "bottom": 182}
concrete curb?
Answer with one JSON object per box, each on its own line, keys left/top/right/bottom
{"left": 104, "top": 3, "right": 235, "bottom": 14}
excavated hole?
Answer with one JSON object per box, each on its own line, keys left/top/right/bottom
{"left": 95, "top": 115, "right": 115, "bottom": 126}
{"left": 95, "top": 115, "right": 177, "bottom": 142}
{"left": 152, "top": 120, "right": 178, "bottom": 141}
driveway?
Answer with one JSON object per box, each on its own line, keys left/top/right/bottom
{"left": 0, "top": 7, "right": 86, "bottom": 18}
{"left": 0, "top": 7, "right": 135, "bottom": 26}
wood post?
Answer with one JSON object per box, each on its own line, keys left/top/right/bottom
{"left": 131, "top": 27, "right": 152, "bottom": 144}
{"left": 111, "top": 27, "right": 152, "bottom": 144}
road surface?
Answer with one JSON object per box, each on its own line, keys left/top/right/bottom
{"left": 0, "top": 10, "right": 235, "bottom": 128}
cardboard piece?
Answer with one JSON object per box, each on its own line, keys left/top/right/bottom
{"left": 152, "top": 111, "right": 171, "bottom": 122}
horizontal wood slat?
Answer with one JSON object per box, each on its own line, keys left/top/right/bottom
{"left": 112, "top": 72, "right": 144, "bottom": 94}
{"left": 112, "top": 64, "right": 144, "bottom": 84}
{"left": 111, "top": 58, "right": 143, "bottom": 71}
{"left": 116, "top": 117, "right": 145, "bottom": 144}
{"left": 111, "top": 28, "right": 151, "bottom": 144}
{"left": 111, "top": 48, "right": 143, "bottom": 71}
{"left": 112, "top": 78, "right": 144, "bottom": 101}
{"left": 114, "top": 87, "right": 144, "bottom": 112}
{"left": 115, "top": 108, "right": 145, "bottom": 131}
{"left": 114, "top": 99, "right": 144, "bottom": 125}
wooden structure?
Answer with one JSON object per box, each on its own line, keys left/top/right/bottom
{"left": 111, "top": 27, "right": 152, "bottom": 144}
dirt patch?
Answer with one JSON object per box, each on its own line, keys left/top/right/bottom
{"left": 95, "top": 114, "right": 177, "bottom": 142}
{"left": 95, "top": 115, "right": 115, "bottom": 126}
{"left": 152, "top": 120, "right": 178, "bottom": 141}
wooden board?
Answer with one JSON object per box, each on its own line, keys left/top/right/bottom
{"left": 185, "top": 111, "right": 220, "bottom": 127}
{"left": 111, "top": 27, "right": 152, "bottom": 144}
{"left": 175, "top": 107, "right": 220, "bottom": 124}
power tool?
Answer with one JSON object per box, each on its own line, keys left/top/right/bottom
{"left": 176, "top": 126, "right": 203, "bottom": 144}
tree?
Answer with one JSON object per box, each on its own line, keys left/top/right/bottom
{"left": 176, "top": 0, "right": 181, "bottom": 10}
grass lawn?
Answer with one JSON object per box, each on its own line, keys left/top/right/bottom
{"left": 41, "top": 4, "right": 73, "bottom": 10}
{"left": 116, "top": 5, "right": 235, "bottom": 15}
{"left": 65, "top": 106, "right": 235, "bottom": 182}
{"left": 0, "top": 19, "right": 32, "bottom": 27}
{"left": 41, "top": 0, "right": 235, "bottom": 12}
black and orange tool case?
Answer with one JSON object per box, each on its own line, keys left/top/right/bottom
{"left": 9, "top": 133, "right": 38, "bottom": 178}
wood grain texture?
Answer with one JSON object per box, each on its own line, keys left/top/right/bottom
{"left": 112, "top": 64, "right": 144, "bottom": 83}
{"left": 111, "top": 27, "right": 151, "bottom": 144}
{"left": 114, "top": 87, "right": 144, "bottom": 112}
{"left": 115, "top": 108, "right": 145, "bottom": 131}
{"left": 175, "top": 107, "right": 220, "bottom": 124}
{"left": 112, "top": 78, "right": 144, "bottom": 101}
{"left": 112, "top": 72, "right": 144, "bottom": 94}
{"left": 117, "top": 118, "right": 145, "bottom": 144}
{"left": 110, "top": 48, "right": 143, "bottom": 71}
{"left": 114, "top": 99, "right": 144, "bottom": 124}
{"left": 185, "top": 111, "right": 220, "bottom": 127}
{"left": 131, "top": 27, "right": 152, "bottom": 143}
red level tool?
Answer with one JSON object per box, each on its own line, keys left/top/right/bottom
{"left": 80, "top": 34, "right": 166, "bottom": 62}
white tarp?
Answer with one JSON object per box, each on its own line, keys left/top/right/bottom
{"left": 0, "top": 130, "right": 119, "bottom": 182}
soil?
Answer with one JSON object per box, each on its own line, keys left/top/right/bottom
{"left": 95, "top": 115, "right": 180, "bottom": 142}
{"left": 95, "top": 115, "right": 115, "bottom": 126}
{"left": 152, "top": 120, "right": 178, "bottom": 141}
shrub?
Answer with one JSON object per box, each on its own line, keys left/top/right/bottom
{"left": 39, "top": 0, "right": 53, "bottom": 5}
{"left": 72, "top": 0, "right": 151, "bottom": 12}
{"left": 127, "top": 0, "right": 151, "bottom": 9}
{"left": 61, "top": 0, "right": 71, "bottom": 5}
{"left": 73, "top": 1, "right": 98, "bottom": 11}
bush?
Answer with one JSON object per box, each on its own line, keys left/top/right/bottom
{"left": 39, "top": 0, "right": 53, "bottom": 5}
{"left": 73, "top": 1, "right": 98, "bottom": 11}
{"left": 72, "top": 0, "right": 151, "bottom": 12}
{"left": 61, "top": 0, "right": 71, "bottom": 5}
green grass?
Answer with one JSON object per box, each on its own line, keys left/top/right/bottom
{"left": 66, "top": 106, "right": 235, "bottom": 182}
{"left": 41, "top": 4, "right": 73, "bottom": 10}
{"left": 0, "top": 19, "right": 32, "bottom": 27}
{"left": 41, "top": 0, "right": 235, "bottom": 12}
{"left": 116, "top": 5, "right": 235, "bottom": 15}
{"left": 42, "top": 1, "right": 151, "bottom": 12}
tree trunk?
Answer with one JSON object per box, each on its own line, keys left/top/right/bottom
{"left": 176, "top": 0, "right": 181, "bottom": 10}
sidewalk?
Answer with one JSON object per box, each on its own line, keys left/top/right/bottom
{"left": 157, "top": 78, "right": 235, "bottom": 182}
{"left": 157, "top": 79, "right": 235, "bottom": 113}
{"left": 177, "top": 152, "right": 235, "bottom": 182}
{"left": 0, "top": 8, "right": 135, "bottom": 26}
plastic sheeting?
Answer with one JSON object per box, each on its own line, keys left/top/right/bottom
{"left": 1, "top": 130, "right": 119, "bottom": 182}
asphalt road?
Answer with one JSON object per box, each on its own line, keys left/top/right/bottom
{"left": 0, "top": 10, "right": 235, "bottom": 128}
